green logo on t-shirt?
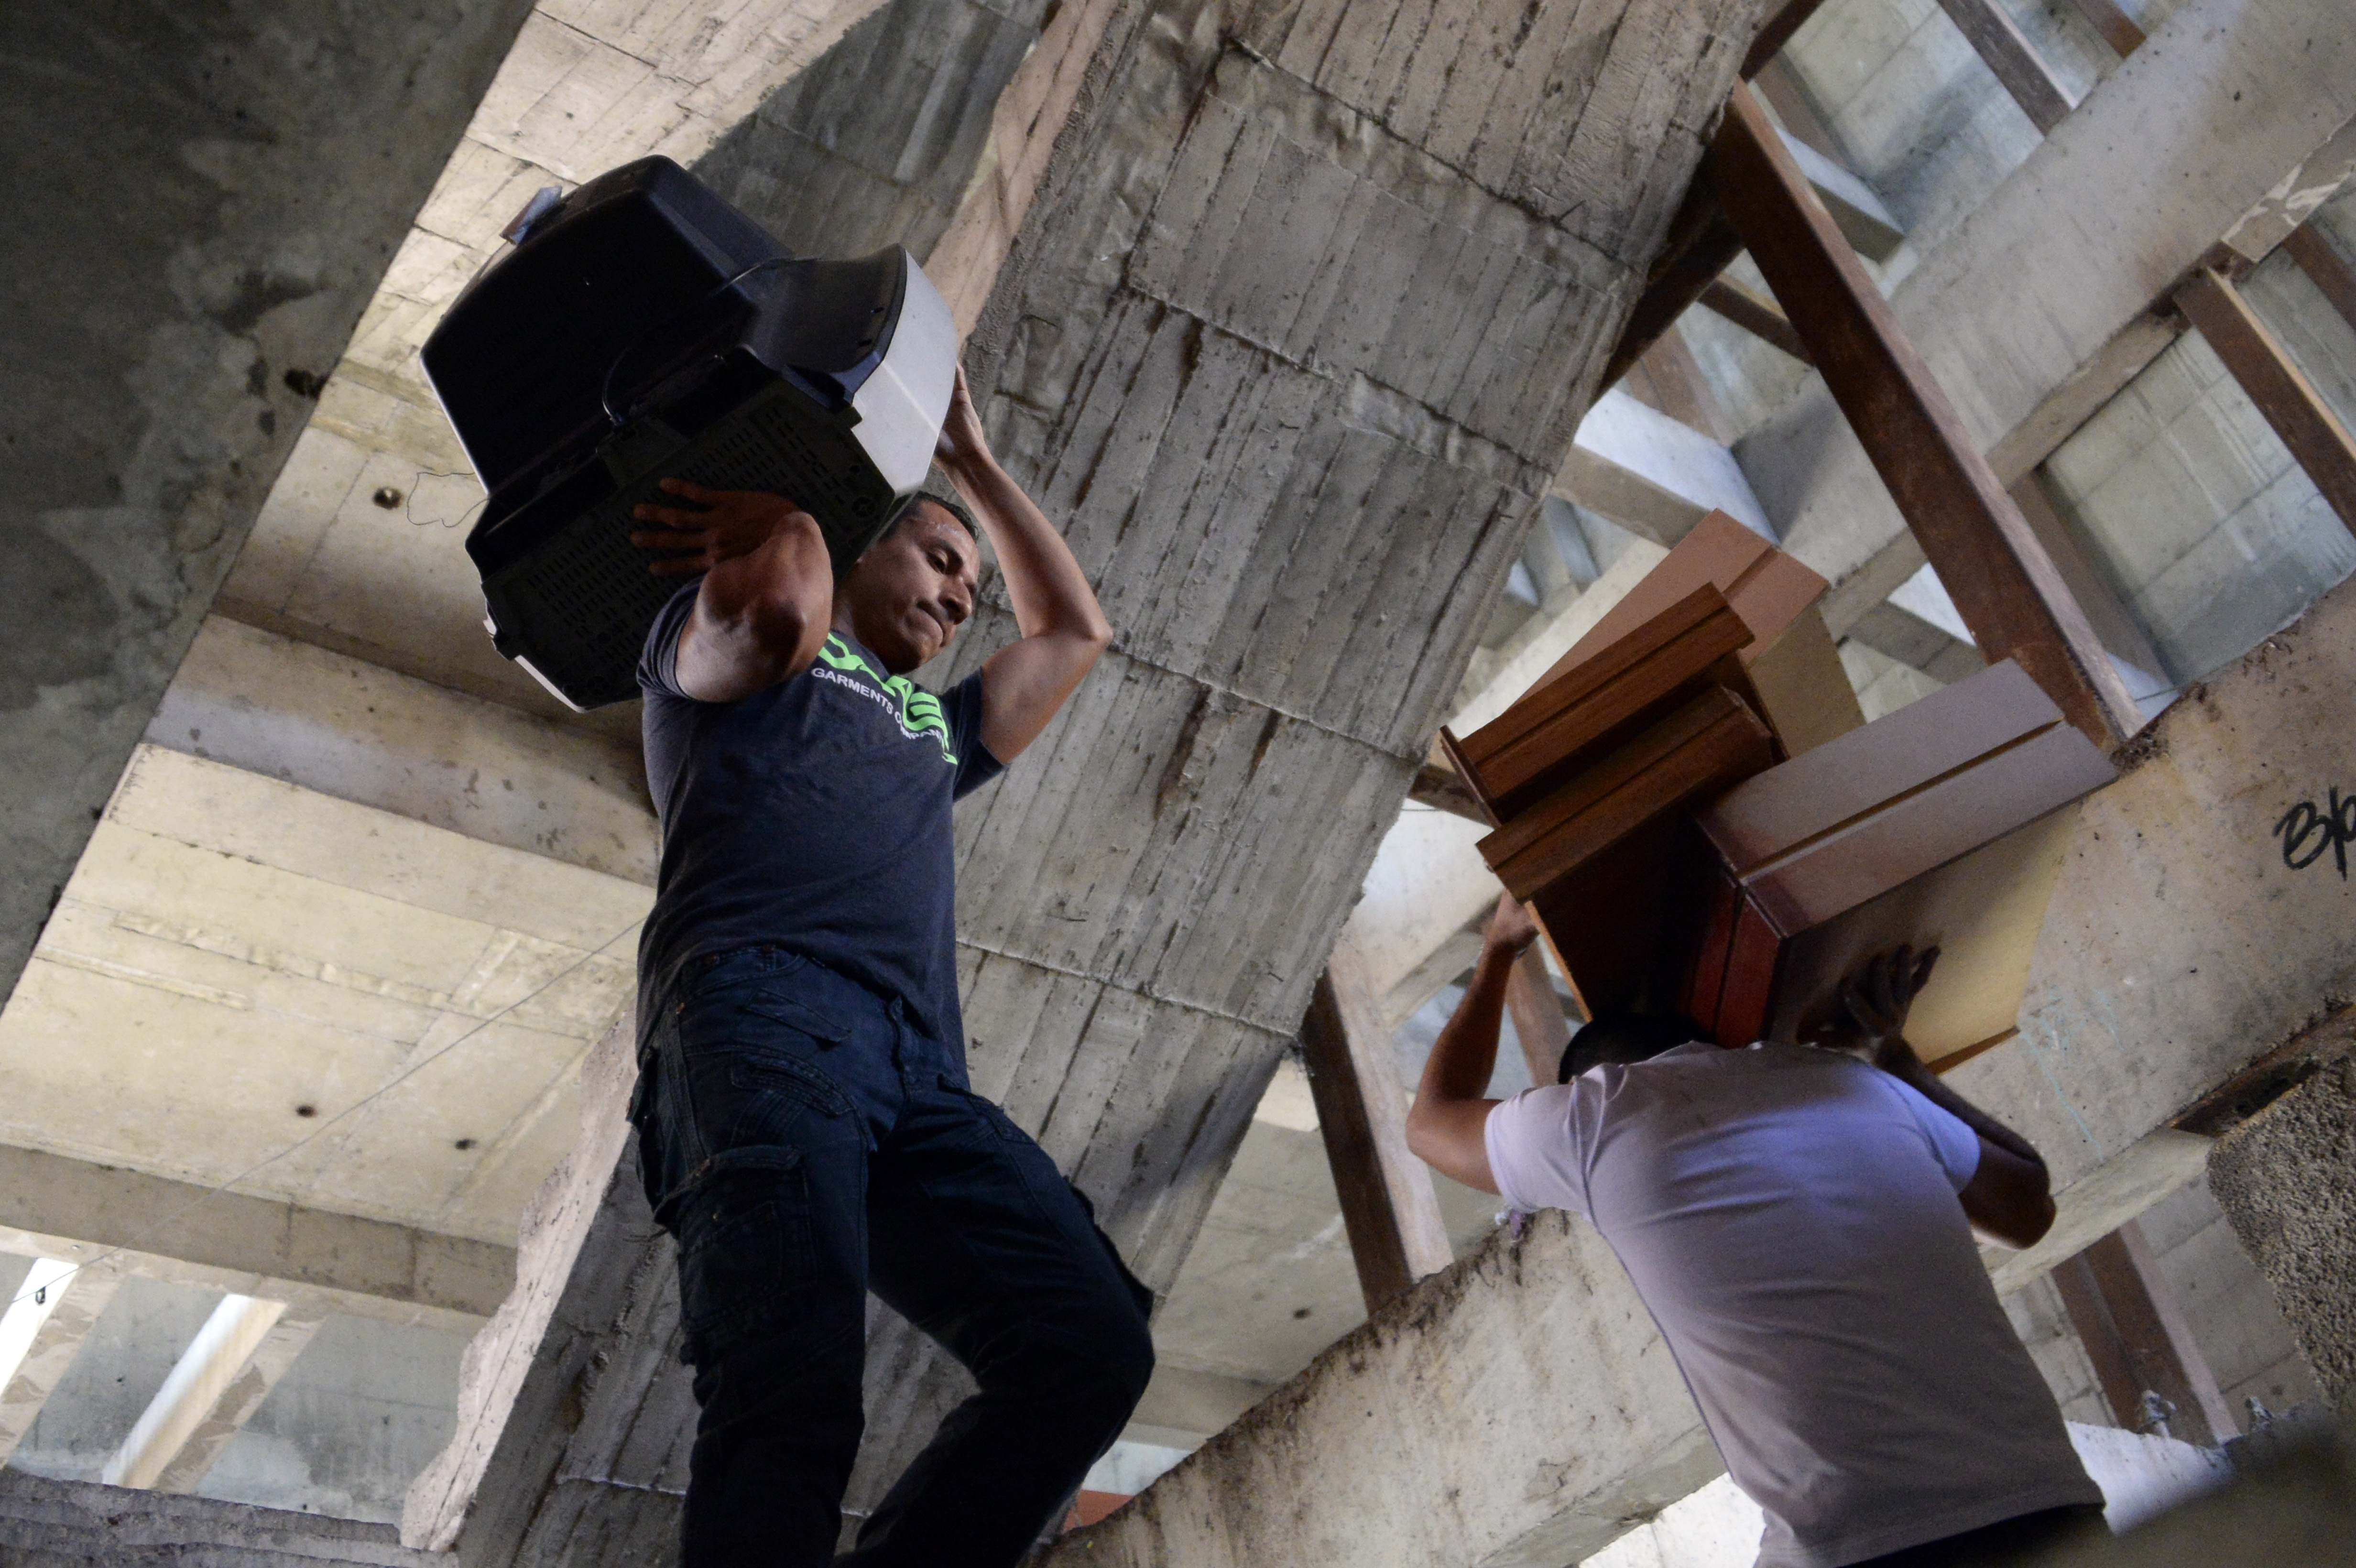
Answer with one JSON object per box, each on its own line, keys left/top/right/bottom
{"left": 815, "top": 635, "right": 958, "bottom": 765}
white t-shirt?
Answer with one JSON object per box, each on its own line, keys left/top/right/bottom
{"left": 1484, "top": 1042, "right": 2101, "bottom": 1568}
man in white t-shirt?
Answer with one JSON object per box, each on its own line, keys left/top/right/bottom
{"left": 1404, "top": 896, "right": 2106, "bottom": 1568}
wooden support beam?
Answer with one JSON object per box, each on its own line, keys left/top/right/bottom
{"left": 2007, "top": 470, "right": 2167, "bottom": 686}
{"left": 104, "top": 1294, "right": 321, "bottom": 1492}
{"left": 1410, "top": 756, "right": 1492, "bottom": 825}
{"left": 1603, "top": 183, "right": 1744, "bottom": 389}
{"left": 2177, "top": 264, "right": 2356, "bottom": 538}
{"left": 1710, "top": 83, "right": 2141, "bottom": 746}
{"left": 1503, "top": 949, "right": 1572, "bottom": 1090}
{"left": 2068, "top": 0, "right": 2144, "bottom": 57}
{"left": 1742, "top": 0, "right": 1835, "bottom": 79}
{"left": 1700, "top": 277, "right": 1812, "bottom": 363}
{"left": 1934, "top": 0, "right": 2073, "bottom": 135}
{"left": 0, "top": 1258, "right": 119, "bottom": 1464}
{"left": 2050, "top": 1223, "right": 2233, "bottom": 1447}
{"left": 1299, "top": 942, "right": 1453, "bottom": 1314}
{"left": 2283, "top": 223, "right": 2356, "bottom": 338}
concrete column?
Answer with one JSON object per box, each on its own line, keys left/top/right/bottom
{"left": 104, "top": 1294, "right": 322, "bottom": 1492}
{"left": 2208, "top": 1054, "right": 2356, "bottom": 1412}
{"left": 0, "top": 0, "right": 543, "bottom": 1010}
{"left": 0, "top": 1258, "right": 120, "bottom": 1463}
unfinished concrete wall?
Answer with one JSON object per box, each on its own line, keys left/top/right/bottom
{"left": 0, "top": 0, "right": 541, "bottom": 1009}
{"left": 2040, "top": 218, "right": 2356, "bottom": 687}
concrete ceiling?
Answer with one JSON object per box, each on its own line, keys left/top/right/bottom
{"left": 0, "top": 742, "right": 644, "bottom": 1248}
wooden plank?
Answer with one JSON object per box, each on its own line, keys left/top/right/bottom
{"left": 1601, "top": 182, "right": 1745, "bottom": 389}
{"left": 2052, "top": 1225, "right": 2232, "bottom": 1447}
{"left": 2067, "top": 0, "right": 2144, "bottom": 57}
{"left": 1700, "top": 277, "right": 1813, "bottom": 363}
{"left": 1482, "top": 685, "right": 1775, "bottom": 894}
{"left": 1933, "top": 0, "right": 2072, "bottom": 135}
{"left": 1460, "top": 584, "right": 1752, "bottom": 813}
{"left": 2284, "top": 223, "right": 2356, "bottom": 338}
{"left": 1710, "top": 83, "right": 2142, "bottom": 746}
{"left": 1503, "top": 947, "right": 1572, "bottom": 1089}
{"left": 2177, "top": 264, "right": 2356, "bottom": 538}
{"left": 1298, "top": 940, "right": 1452, "bottom": 1314}
{"left": 1741, "top": 0, "right": 1835, "bottom": 78}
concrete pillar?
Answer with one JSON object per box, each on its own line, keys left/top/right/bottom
{"left": 2208, "top": 1054, "right": 2356, "bottom": 1412}
{"left": 0, "top": 0, "right": 542, "bottom": 1009}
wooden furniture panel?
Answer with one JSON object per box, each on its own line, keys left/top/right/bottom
{"left": 1685, "top": 660, "right": 2114, "bottom": 1068}
{"left": 1540, "top": 511, "right": 1864, "bottom": 757}
{"left": 1451, "top": 583, "right": 1753, "bottom": 818}
{"left": 1481, "top": 685, "right": 1775, "bottom": 900}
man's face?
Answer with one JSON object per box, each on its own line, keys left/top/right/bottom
{"left": 837, "top": 503, "right": 980, "bottom": 674}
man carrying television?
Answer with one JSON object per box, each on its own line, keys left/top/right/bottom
{"left": 1407, "top": 894, "right": 2107, "bottom": 1568}
{"left": 623, "top": 366, "right": 1149, "bottom": 1567}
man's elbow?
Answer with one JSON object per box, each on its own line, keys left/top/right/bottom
{"left": 746, "top": 595, "right": 825, "bottom": 682}
{"left": 1403, "top": 1100, "right": 1440, "bottom": 1166}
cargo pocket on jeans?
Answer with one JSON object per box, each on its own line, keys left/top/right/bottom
{"left": 670, "top": 1145, "right": 812, "bottom": 1364}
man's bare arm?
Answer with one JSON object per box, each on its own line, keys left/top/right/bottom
{"left": 935, "top": 370, "right": 1112, "bottom": 762}
{"left": 1821, "top": 948, "right": 2057, "bottom": 1250}
{"left": 1404, "top": 894, "right": 1533, "bottom": 1194}
{"left": 631, "top": 479, "right": 834, "bottom": 702}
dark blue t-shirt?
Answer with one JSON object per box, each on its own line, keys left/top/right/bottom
{"left": 635, "top": 583, "right": 1003, "bottom": 1049}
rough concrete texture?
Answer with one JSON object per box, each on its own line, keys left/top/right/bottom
{"left": 0, "top": 1464, "right": 442, "bottom": 1566}
{"left": 1737, "top": 0, "right": 2356, "bottom": 633}
{"left": 0, "top": 0, "right": 541, "bottom": 1013}
{"left": 1047, "top": 1209, "right": 1718, "bottom": 1568}
{"left": 2210, "top": 1053, "right": 2356, "bottom": 1412}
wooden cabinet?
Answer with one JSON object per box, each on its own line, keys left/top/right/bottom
{"left": 1681, "top": 661, "right": 2114, "bottom": 1068}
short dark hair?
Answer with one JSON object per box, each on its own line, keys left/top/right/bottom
{"left": 1558, "top": 1011, "right": 1705, "bottom": 1084}
{"left": 894, "top": 466, "right": 979, "bottom": 541}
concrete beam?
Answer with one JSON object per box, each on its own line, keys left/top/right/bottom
{"left": 150, "top": 617, "right": 655, "bottom": 886}
{"left": 1560, "top": 389, "right": 1776, "bottom": 545}
{"left": 104, "top": 1294, "right": 322, "bottom": 1493}
{"left": 1741, "top": 0, "right": 2356, "bottom": 639}
{"left": 0, "top": 1143, "right": 512, "bottom": 1330}
{"left": 0, "top": 1257, "right": 119, "bottom": 1464}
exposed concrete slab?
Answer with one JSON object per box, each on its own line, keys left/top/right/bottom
{"left": 151, "top": 618, "right": 655, "bottom": 886}
{"left": 0, "top": 0, "right": 544, "bottom": 1037}
{"left": 1560, "top": 390, "right": 1775, "bottom": 544}
{"left": 1738, "top": 0, "right": 2356, "bottom": 635}
{"left": 1047, "top": 1209, "right": 1719, "bottom": 1568}
{"left": 0, "top": 744, "right": 645, "bottom": 1248}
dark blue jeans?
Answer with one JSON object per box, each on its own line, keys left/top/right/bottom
{"left": 632, "top": 947, "right": 1156, "bottom": 1568}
